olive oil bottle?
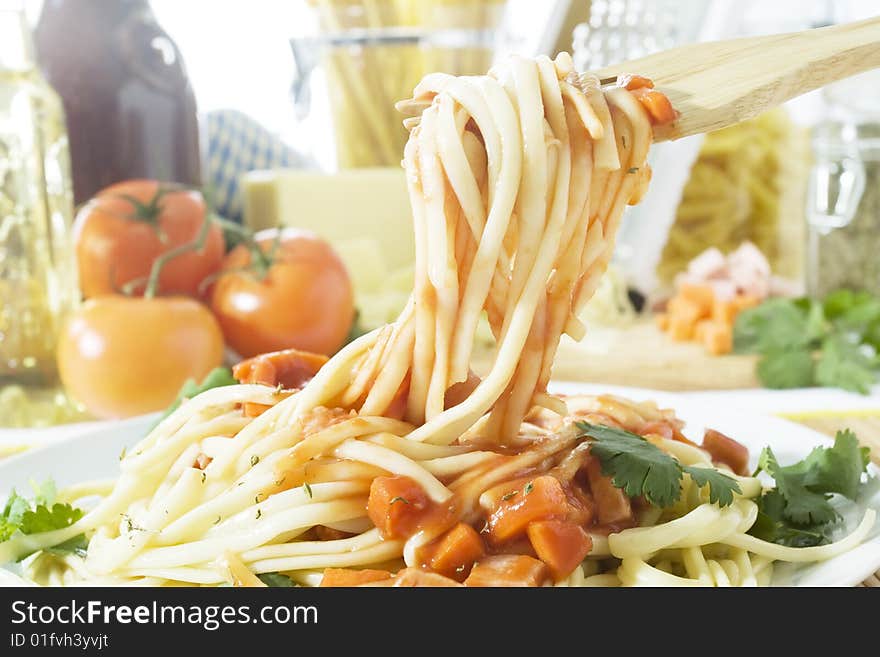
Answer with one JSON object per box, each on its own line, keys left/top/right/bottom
{"left": 0, "top": 7, "right": 80, "bottom": 427}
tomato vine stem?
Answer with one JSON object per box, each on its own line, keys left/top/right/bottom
{"left": 143, "top": 211, "right": 213, "bottom": 299}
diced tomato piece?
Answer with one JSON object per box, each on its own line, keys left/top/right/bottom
{"left": 444, "top": 371, "right": 481, "bottom": 409}
{"left": 641, "top": 421, "right": 674, "bottom": 440}
{"left": 427, "top": 523, "right": 485, "bottom": 580}
{"left": 630, "top": 87, "right": 677, "bottom": 125}
{"left": 464, "top": 555, "right": 549, "bottom": 587}
{"left": 384, "top": 374, "right": 410, "bottom": 421}
{"left": 487, "top": 475, "right": 568, "bottom": 545}
{"left": 367, "top": 476, "right": 432, "bottom": 539}
{"left": 315, "top": 525, "right": 352, "bottom": 541}
{"left": 671, "top": 426, "right": 700, "bottom": 448}
{"left": 527, "top": 519, "right": 593, "bottom": 581}
{"left": 702, "top": 429, "right": 750, "bottom": 476}
{"left": 233, "top": 348, "right": 328, "bottom": 389}
{"left": 320, "top": 568, "right": 392, "bottom": 587}
{"left": 563, "top": 483, "right": 595, "bottom": 527}
{"left": 585, "top": 459, "right": 633, "bottom": 526}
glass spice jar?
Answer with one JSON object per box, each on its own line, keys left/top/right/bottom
{"left": 0, "top": 5, "right": 83, "bottom": 427}
{"left": 806, "top": 70, "right": 880, "bottom": 297}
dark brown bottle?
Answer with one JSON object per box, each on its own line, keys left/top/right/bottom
{"left": 34, "top": 0, "right": 201, "bottom": 205}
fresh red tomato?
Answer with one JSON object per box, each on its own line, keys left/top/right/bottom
{"left": 73, "top": 180, "right": 225, "bottom": 298}
{"left": 209, "top": 228, "right": 354, "bottom": 357}
{"left": 57, "top": 296, "right": 225, "bottom": 419}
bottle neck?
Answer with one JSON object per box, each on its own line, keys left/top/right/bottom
{"left": 0, "top": 8, "right": 35, "bottom": 72}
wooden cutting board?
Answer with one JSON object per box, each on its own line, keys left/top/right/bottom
{"left": 550, "top": 320, "right": 761, "bottom": 390}
{"left": 474, "top": 319, "right": 761, "bottom": 391}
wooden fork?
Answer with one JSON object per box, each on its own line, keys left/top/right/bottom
{"left": 594, "top": 16, "right": 880, "bottom": 142}
{"left": 397, "top": 17, "right": 880, "bottom": 141}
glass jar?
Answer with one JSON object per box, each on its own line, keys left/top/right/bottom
{"left": 0, "top": 6, "right": 81, "bottom": 426}
{"left": 291, "top": 0, "right": 507, "bottom": 170}
{"left": 806, "top": 70, "right": 879, "bottom": 297}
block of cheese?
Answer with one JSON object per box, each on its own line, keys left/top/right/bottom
{"left": 243, "top": 168, "right": 415, "bottom": 270}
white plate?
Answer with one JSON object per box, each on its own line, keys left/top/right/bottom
{"left": 1, "top": 384, "right": 878, "bottom": 587}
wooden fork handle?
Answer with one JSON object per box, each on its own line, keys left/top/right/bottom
{"left": 596, "top": 17, "right": 880, "bottom": 141}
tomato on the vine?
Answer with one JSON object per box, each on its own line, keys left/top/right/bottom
{"left": 73, "top": 180, "right": 225, "bottom": 298}
{"left": 210, "top": 228, "right": 354, "bottom": 358}
{"left": 57, "top": 295, "right": 225, "bottom": 419}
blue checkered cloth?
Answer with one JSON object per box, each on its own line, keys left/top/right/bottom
{"left": 204, "top": 109, "right": 310, "bottom": 222}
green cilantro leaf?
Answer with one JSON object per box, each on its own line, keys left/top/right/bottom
{"left": 1, "top": 479, "right": 85, "bottom": 550}
{"left": 748, "top": 491, "right": 835, "bottom": 548}
{"left": 156, "top": 367, "right": 238, "bottom": 426}
{"left": 815, "top": 334, "right": 877, "bottom": 394}
{"left": 576, "top": 423, "right": 739, "bottom": 508}
{"left": 753, "top": 430, "right": 870, "bottom": 529}
{"left": 734, "top": 299, "right": 810, "bottom": 354}
{"left": 822, "top": 289, "right": 867, "bottom": 319}
{"left": 578, "top": 423, "right": 683, "bottom": 507}
{"left": 344, "top": 309, "right": 369, "bottom": 346}
{"left": 734, "top": 292, "right": 880, "bottom": 395}
{"left": 825, "top": 289, "right": 880, "bottom": 328}
{"left": 756, "top": 349, "right": 815, "bottom": 389}
{"left": 258, "top": 572, "right": 297, "bottom": 587}
{"left": 0, "top": 490, "right": 29, "bottom": 540}
{"left": 19, "top": 503, "right": 83, "bottom": 536}
{"left": 785, "top": 430, "right": 870, "bottom": 500}
{"left": 44, "top": 534, "right": 89, "bottom": 559}
{"left": 683, "top": 466, "right": 740, "bottom": 507}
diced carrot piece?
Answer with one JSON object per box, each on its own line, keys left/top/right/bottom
{"left": 243, "top": 402, "right": 273, "bottom": 418}
{"left": 668, "top": 315, "right": 696, "bottom": 341}
{"left": 527, "top": 519, "right": 593, "bottom": 581}
{"left": 622, "top": 74, "right": 654, "bottom": 90}
{"left": 703, "top": 321, "right": 733, "bottom": 355}
{"left": 320, "top": 568, "right": 392, "bottom": 587}
{"left": 668, "top": 296, "right": 706, "bottom": 323}
{"left": 679, "top": 283, "right": 715, "bottom": 315}
{"left": 694, "top": 318, "right": 715, "bottom": 343}
{"left": 233, "top": 348, "right": 328, "bottom": 389}
{"left": 732, "top": 294, "right": 760, "bottom": 312}
{"left": 585, "top": 459, "right": 633, "bottom": 526}
{"left": 367, "top": 476, "right": 431, "bottom": 539}
{"left": 654, "top": 312, "right": 670, "bottom": 331}
{"left": 702, "top": 429, "right": 750, "bottom": 476}
{"left": 428, "top": 523, "right": 485, "bottom": 580}
{"left": 631, "top": 87, "right": 677, "bottom": 125}
{"left": 464, "top": 555, "right": 549, "bottom": 587}
{"left": 712, "top": 298, "right": 738, "bottom": 325}
{"left": 392, "top": 568, "right": 462, "bottom": 587}
{"left": 487, "top": 475, "right": 569, "bottom": 545}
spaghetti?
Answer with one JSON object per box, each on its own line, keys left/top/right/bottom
{"left": 0, "top": 54, "right": 872, "bottom": 587}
